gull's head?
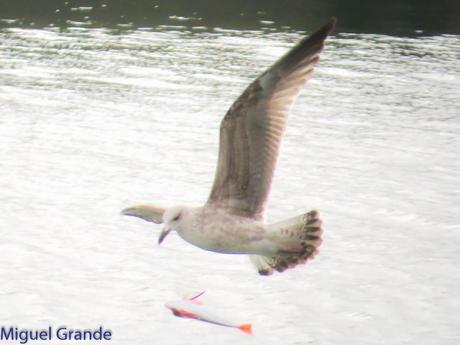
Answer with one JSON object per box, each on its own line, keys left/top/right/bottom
{"left": 159, "top": 205, "right": 185, "bottom": 245}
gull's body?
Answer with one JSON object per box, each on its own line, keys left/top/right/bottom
{"left": 169, "top": 205, "right": 273, "bottom": 255}
{"left": 122, "top": 19, "right": 335, "bottom": 275}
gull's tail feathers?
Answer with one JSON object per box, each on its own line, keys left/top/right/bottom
{"left": 251, "top": 210, "right": 323, "bottom": 276}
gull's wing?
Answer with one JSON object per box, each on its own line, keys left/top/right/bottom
{"left": 206, "top": 18, "right": 336, "bottom": 220}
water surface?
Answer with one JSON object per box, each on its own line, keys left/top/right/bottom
{"left": 0, "top": 21, "right": 459, "bottom": 345}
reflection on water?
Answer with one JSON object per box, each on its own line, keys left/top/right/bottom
{"left": 0, "top": 21, "right": 459, "bottom": 345}
{"left": 1, "top": 0, "right": 460, "bottom": 35}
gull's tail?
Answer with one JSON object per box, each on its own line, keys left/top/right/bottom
{"left": 251, "top": 210, "right": 323, "bottom": 275}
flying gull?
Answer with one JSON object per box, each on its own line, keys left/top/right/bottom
{"left": 122, "top": 18, "right": 336, "bottom": 275}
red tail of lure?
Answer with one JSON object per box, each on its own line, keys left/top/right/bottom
{"left": 238, "top": 323, "right": 253, "bottom": 335}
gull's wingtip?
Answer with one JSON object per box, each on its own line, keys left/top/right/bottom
{"left": 327, "top": 17, "right": 337, "bottom": 33}
{"left": 120, "top": 206, "right": 134, "bottom": 216}
{"left": 323, "top": 17, "right": 337, "bottom": 29}
{"left": 120, "top": 204, "right": 165, "bottom": 224}
{"left": 312, "top": 17, "right": 337, "bottom": 38}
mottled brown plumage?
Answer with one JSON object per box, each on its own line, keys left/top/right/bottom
{"left": 258, "top": 210, "right": 323, "bottom": 275}
{"left": 208, "top": 19, "right": 336, "bottom": 221}
{"left": 122, "top": 19, "right": 336, "bottom": 275}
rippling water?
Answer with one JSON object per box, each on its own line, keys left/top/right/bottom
{"left": 0, "top": 25, "right": 459, "bottom": 345}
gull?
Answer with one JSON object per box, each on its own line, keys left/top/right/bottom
{"left": 122, "top": 19, "right": 335, "bottom": 275}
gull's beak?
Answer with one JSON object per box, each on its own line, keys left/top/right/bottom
{"left": 158, "top": 227, "right": 172, "bottom": 245}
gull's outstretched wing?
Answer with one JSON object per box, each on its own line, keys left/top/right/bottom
{"left": 207, "top": 18, "right": 336, "bottom": 220}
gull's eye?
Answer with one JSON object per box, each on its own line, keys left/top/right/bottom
{"left": 173, "top": 214, "right": 180, "bottom": 221}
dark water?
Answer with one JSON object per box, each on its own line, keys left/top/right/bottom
{"left": 1, "top": 0, "right": 459, "bottom": 35}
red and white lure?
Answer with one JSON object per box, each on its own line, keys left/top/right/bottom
{"left": 165, "top": 291, "right": 253, "bottom": 335}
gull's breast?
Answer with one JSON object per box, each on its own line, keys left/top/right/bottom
{"left": 178, "top": 208, "right": 277, "bottom": 255}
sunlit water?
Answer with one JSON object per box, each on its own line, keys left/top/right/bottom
{"left": 0, "top": 26, "right": 459, "bottom": 345}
